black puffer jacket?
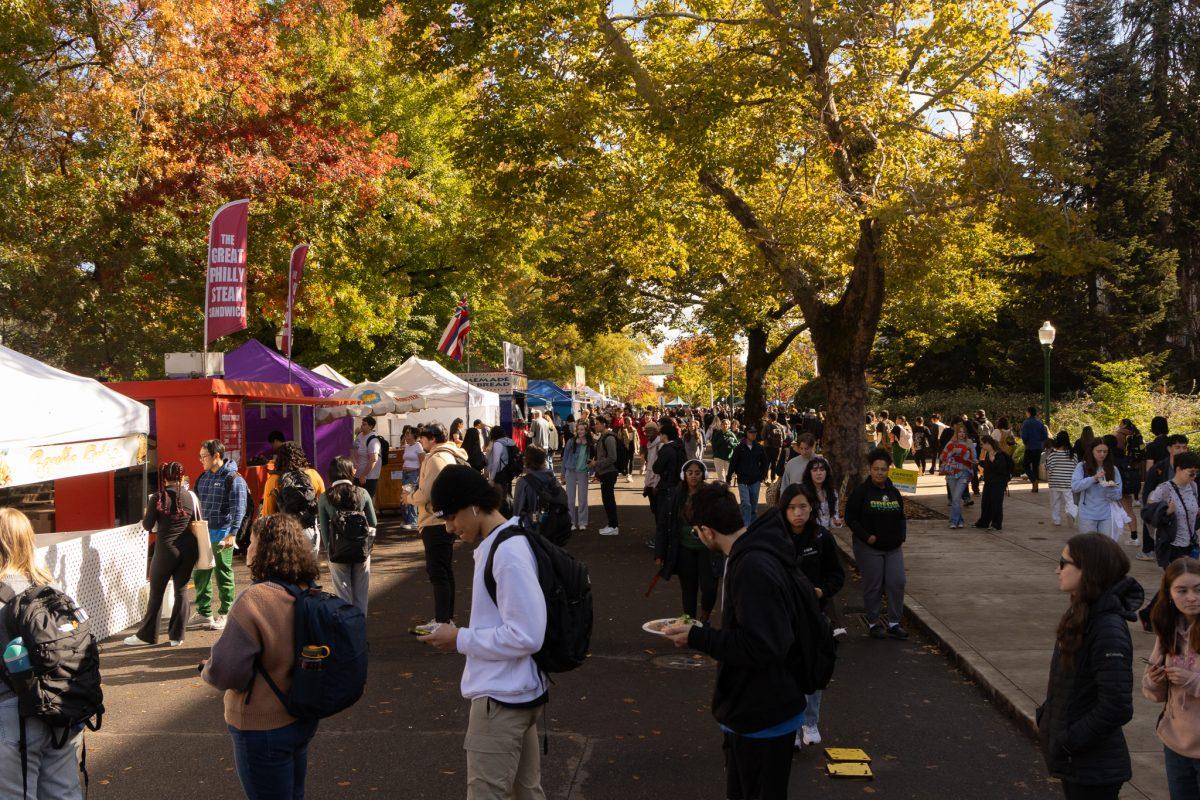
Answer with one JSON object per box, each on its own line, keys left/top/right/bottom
{"left": 1037, "top": 575, "right": 1143, "bottom": 786}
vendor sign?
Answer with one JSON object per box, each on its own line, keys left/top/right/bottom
{"left": 205, "top": 199, "right": 250, "bottom": 344}
{"left": 0, "top": 434, "right": 147, "bottom": 487}
{"left": 463, "top": 372, "right": 528, "bottom": 393}
{"left": 888, "top": 466, "right": 920, "bottom": 494}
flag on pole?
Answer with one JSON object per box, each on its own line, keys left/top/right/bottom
{"left": 205, "top": 199, "right": 250, "bottom": 345}
{"left": 280, "top": 244, "right": 309, "bottom": 357}
{"left": 436, "top": 295, "right": 470, "bottom": 361}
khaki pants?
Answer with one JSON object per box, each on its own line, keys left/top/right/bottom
{"left": 465, "top": 697, "right": 546, "bottom": 800}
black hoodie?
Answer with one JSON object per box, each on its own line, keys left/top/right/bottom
{"left": 845, "top": 478, "right": 907, "bottom": 551}
{"left": 790, "top": 523, "right": 845, "bottom": 609}
{"left": 687, "top": 508, "right": 808, "bottom": 734}
{"left": 1037, "top": 575, "right": 1143, "bottom": 786}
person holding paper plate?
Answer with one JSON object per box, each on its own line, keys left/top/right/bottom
{"left": 1072, "top": 438, "right": 1124, "bottom": 539}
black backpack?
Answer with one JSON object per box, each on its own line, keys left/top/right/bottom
{"left": 0, "top": 582, "right": 104, "bottom": 795}
{"left": 368, "top": 433, "right": 390, "bottom": 467}
{"left": 610, "top": 432, "right": 628, "bottom": 467}
{"left": 497, "top": 443, "right": 524, "bottom": 484}
{"left": 251, "top": 581, "right": 368, "bottom": 720}
{"left": 228, "top": 472, "right": 257, "bottom": 552}
{"left": 781, "top": 565, "right": 838, "bottom": 694}
{"left": 276, "top": 470, "right": 318, "bottom": 528}
{"left": 532, "top": 477, "right": 573, "bottom": 547}
{"left": 328, "top": 491, "right": 373, "bottom": 564}
{"left": 484, "top": 525, "right": 592, "bottom": 674}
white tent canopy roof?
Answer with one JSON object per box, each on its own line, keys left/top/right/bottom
{"left": 311, "top": 363, "right": 353, "bottom": 387}
{"left": 0, "top": 344, "right": 148, "bottom": 448}
{"left": 376, "top": 356, "right": 500, "bottom": 428}
{"left": 317, "top": 382, "right": 426, "bottom": 423}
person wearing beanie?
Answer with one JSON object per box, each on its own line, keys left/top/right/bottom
{"left": 655, "top": 458, "right": 719, "bottom": 622}
{"left": 419, "top": 464, "right": 548, "bottom": 800}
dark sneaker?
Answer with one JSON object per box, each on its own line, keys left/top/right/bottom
{"left": 869, "top": 624, "right": 887, "bottom": 640}
{"left": 973, "top": 522, "right": 988, "bottom": 529}
{"left": 888, "top": 624, "right": 909, "bottom": 640}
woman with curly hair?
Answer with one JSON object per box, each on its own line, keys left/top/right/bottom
{"left": 1039, "top": 533, "right": 1142, "bottom": 799}
{"left": 263, "top": 441, "right": 325, "bottom": 555}
{"left": 125, "top": 461, "right": 199, "bottom": 647}
{"left": 202, "top": 513, "right": 323, "bottom": 799}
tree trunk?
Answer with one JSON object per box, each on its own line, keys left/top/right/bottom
{"left": 743, "top": 325, "right": 770, "bottom": 427}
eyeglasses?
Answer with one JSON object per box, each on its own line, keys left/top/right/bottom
{"left": 1058, "top": 557, "right": 1077, "bottom": 570}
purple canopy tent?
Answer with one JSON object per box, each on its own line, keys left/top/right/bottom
{"left": 223, "top": 339, "right": 354, "bottom": 479}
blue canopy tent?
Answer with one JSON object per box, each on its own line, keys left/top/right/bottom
{"left": 526, "top": 379, "right": 574, "bottom": 421}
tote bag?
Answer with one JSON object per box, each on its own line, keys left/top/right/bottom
{"left": 189, "top": 490, "right": 215, "bottom": 570}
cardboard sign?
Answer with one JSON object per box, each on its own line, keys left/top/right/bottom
{"left": 888, "top": 466, "right": 919, "bottom": 494}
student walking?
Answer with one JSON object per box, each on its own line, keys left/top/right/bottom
{"left": 0, "top": 508, "right": 86, "bottom": 800}
{"left": 847, "top": 448, "right": 908, "bottom": 640}
{"left": 125, "top": 462, "right": 198, "bottom": 647}
{"left": 201, "top": 515, "right": 325, "bottom": 800}
{"left": 410, "top": 423, "right": 469, "bottom": 626}
{"left": 711, "top": 418, "right": 738, "bottom": 484}
{"left": 419, "top": 465, "right": 548, "bottom": 800}
{"left": 803, "top": 457, "right": 847, "bottom": 638}
{"left": 780, "top": 433, "right": 815, "bottom": 493}
{"left": 318, "top": 456, "right": 378, "bottom": 613}
{"left": 192, "top": 439, "right": 249, "bottom": 631}
{"left": 400, "top": 426, "right": 423, "bottom": 530}
{"left": 975, "top": 436, "right": 1014, "bottom": 531}
{"left": 1072, "top": 438, "right": 1124, "bottom": 539}
{"left": 1144, "top": 558, "right": 1200, "bottom": 800}
{"left": 662, "top": 484, "right": 810, "bottom": 800}
{"left": 1043, "top": 432, "right": 1079, "bottom": 527}
{"left": 591, "top": 417, "right": 621, "bottom": 536}
{"left": 655, "top": 459, "right": 718, "bottom": 623}
{"left": 262, "top": 442, "right": 325, "bottom": 556}
{"left": 1039, "top": 534, "right": 1140, "bottom": 800}
{"left": 562, "top": 421, "right": 593, "bottom": 530}
{"left": 487, "top": 425, "right": 519, "bottom": 499}
{"left": 729, "top": 425, "right": 769, "bottom": 528}
{"left": 353, "top": 416, "right": 385, "bottom": 498}
{"left": 1022, "top": 406, "right": 1049, "bottom": 492}
{"left": 940, "top": 424, "right": 976, "bottom": 530}
{"left": 779, "top": 484, "right": 844, "bottom": 748}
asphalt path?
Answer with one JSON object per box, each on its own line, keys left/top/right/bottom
{"left": 89, "top": 477, "right": 1061, "bottom": 799}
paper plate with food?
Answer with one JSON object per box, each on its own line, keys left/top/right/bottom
{"left": 642, "top": 615, "right": 701, "bottom": 636}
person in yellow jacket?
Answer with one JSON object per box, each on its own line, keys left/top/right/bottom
{"left": 409, "top": 423, "right": 468, "bottom": 627}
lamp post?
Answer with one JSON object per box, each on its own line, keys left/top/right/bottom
{"left": 1038, "top": 321, "right": 1056, "bottom": 428}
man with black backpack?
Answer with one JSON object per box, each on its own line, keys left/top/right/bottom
{"left": 513, "top": 445, "right": 573, "bottom": 547}
{"left": 193, "top": 439, "right": 248, "bottom": 631}
{"left": 420, "top": 465, "right": 565, "bottom": 800}
{"left": 664, "top": 483, "right": 823, "bottom": 800}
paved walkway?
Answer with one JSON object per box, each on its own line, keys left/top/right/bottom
{"left": 828, "top": 471, "right": 1168, "bottom": 800}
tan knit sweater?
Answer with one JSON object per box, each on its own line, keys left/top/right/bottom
{"left": 201, "top": 582, "right": 297, "bottom": 731}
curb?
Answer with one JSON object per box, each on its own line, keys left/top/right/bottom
{"left": 830, "top": 529, "right": 1039, "bottom": 739}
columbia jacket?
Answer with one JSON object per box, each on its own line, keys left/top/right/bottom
{"left": 686, "top": 508, "right": 808, "bottom": 734}
{"left": 1038, "top": 576, "right": 1142, "bottom": 786}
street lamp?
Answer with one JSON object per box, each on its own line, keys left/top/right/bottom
{"left": 1038, "top": 321, "right": 1056, "bottom": 428}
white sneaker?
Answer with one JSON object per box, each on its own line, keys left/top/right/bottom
{"left": 626, "top": 474, "right": 633, "bottom": 483}
{"left": 188, "top": 612, "right": 214, "bottom": 628}
{"left": 169, "top": 640, "right": 183, "bottom": 647}
{"left": 208, "top": 615, "right": 227, "bottom": 631}
{"left": 123, "top": 635, "right": 148, "bottom": 647}
{"left": 599, "top": 526, "right": 619, "bottom": 536}
{"left": 802, "top": 724, "right": 822, "bottom": 746}
{"left": 1135, "top": 552, "right": 1156, "bottom": 562}
{"left": 794, "top": 731, "right": 804, "bottom": 749}
{"left": 832, "top": 627, "right": 848, "bottom": 639}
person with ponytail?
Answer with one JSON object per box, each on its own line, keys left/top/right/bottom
{"left": 125, "top": 461, "right": 198, "bottom": 647}
{"left": 1039, "top": 533, "right": 1142, "bottom": 799}
{"left": 1144, "top": 558, "right": 1200, "bottom": 799}
{"left": 656, "top": 459, "right": 719, "bottom": 623}
{"left": 318, "top": 456, "right": 378, "bottom": 612}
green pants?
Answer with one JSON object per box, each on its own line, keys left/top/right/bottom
{"left": 193, "top": 545, "right": 235, "bottom": 617}
{"left": 892, "top": 445, "right": 909, "bottom": 467}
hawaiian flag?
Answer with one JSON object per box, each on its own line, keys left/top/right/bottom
{"left": 436, "top": 295, "right": 470, "bottom": 361}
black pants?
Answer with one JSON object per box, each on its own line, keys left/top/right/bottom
{"left": 675, "top": 546, "right": 717, "bottom": 619}
{"left": 599, "top": 471, "right": 619, "bottom": 527}
{"left": 363, "top": 478, "right": 379, "bottom": 499}
{"left": 1024, "top": 449, "right": 1042, "bottom": 485}
{"left": 137, "top": 532, "right": 198, "bottom": 643}
{"left": 765, "top": 447, "right": 782, "bottom": 481}
{"left": 914, "top": 452, "right": 928, "bottom": 473}
{"left": 421, "top": 525, "right": 456, "bottom": 622}
{"left": 1061, "top": 781, "right": 1122, "bottom": 800}
{"left": 977, "top": 479, "right": 1008, "bottom": 529}
{"left": 723, "top": 730, "right": 795, "bottom": 800}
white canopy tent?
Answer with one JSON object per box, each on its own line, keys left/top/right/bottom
{"left": 312, "top": 363, "right": 353, "bottom": 388}
{"left": 317, "top": 382, "right": 426, "bottom": 424}
{"left": 376, "top": 356, "right": 500, "bottom": 436}
{"left": 0, "top": 344, "right": 150, "bottom": 640}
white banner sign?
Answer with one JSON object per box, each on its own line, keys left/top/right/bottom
{"left": 0, "top": 434, "right": 148, "bottom": 488}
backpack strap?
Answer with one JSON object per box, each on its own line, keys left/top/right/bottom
{"left": 483, "top": 526, "right": 527, "bottom": 605}
{"left": 250, "top": 580, "right": 305, "bottom": 708}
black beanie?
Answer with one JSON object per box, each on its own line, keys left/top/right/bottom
{"left": 430, "top": 464, "right": 498, "bottom": 518}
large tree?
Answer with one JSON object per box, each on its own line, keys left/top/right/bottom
{"left": 396, "top": 0, "right": 1051, "bottom": 482}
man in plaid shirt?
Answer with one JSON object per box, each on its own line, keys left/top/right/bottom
{"left": 191, "top": 439, "right": 248, "bottom": 630}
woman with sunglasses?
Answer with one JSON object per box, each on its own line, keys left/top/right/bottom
{"left": 654, "top": 459, "right": 717, "bottom": 623}
{"left": 1039, "top": 533, "right": 1142, "bottom": 799}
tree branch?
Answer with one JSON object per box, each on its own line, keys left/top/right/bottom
{"left": 611, "top": 12, "right": 769, "bottom": 25}
{"left": 767, "top": 322, "right": 809, "bottom": 362}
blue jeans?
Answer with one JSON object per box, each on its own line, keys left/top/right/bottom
{"left": 804, "top": 690, "right": 822, "bottom": 728}
{"left": 946, "top": 473, "right": 969, "bottom": 526}
{"left": 738, "top": 482, "right": 761, "bottom": 528}
{"left": 0, "top": 697, "right": 82, "bottom": 800}
{"left": 1166, "top": 745, "right": 1200, "bottom": 800}
{"left": 401, "top": 469, "right": 420, "bottom": 525}
{"left": 230, "top": 719, "right": 319, "bottom": 800}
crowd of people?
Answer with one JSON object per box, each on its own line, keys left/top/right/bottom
{"left": 4, "top": 394, "right": 1200, "bottom": 800}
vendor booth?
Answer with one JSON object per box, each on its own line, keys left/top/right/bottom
{"left": 312, "top": 363, "right": 353, "bottom": 388}
{"left": 377, "top": 356, "right": 501, "bottom": 434}
{"left": 222, "top": 339, "right": 354, "bottom": 480}
{"left": 463, "top": 372, "right": 527, "bottom": 435}
{"left": 0, "top": 344, "right": 149, "bottom": 640}
{"left": 526, "top": 379, "right": 576, "bottom": 421}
